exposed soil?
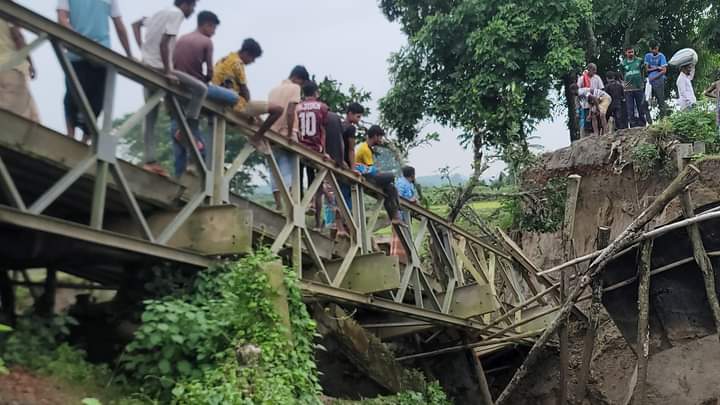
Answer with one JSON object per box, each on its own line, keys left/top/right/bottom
{"left": 0, "top": 368, "right": 83, "bottom": 405}
{"left": 512, "top": 129, "right": 720, "bottom": 404}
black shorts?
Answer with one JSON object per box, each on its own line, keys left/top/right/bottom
{"left": 63, "top": 59, "right": 107, "bottom": 133}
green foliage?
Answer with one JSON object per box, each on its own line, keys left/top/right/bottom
{"left": 317, "top": 76, "right": 372, "bottom": 116}
{"left": 331, "top": 382, "right": 451, "bottom": 404}
{"left": 0, "top": 315, "right": 78, "bottom": 369}
{"left": 123, "top": 251, "right": 322, "bottom": 404}
{"left": 0, "top": 324, "right": 9, "bottom": 375}
{"left": 501, "top": 177, "right": 568, "bottom": 233}
{"left": 592, "top": 0, "right": 720, "bottom": 96}
{"left": 630, "top": 142, "right": 670, "bottom": 178}
{"left": 664, "top": 103, "right": 719, "bottom": 149}
{"left": 379, "top": 0, "right": 589, "bottom": 154}
{"left": 0, "top": 316, "right": 143, "bottom": 404}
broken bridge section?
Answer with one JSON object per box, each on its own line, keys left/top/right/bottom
{"left": 0, "top": 2, "right": 561, "bottom": 403}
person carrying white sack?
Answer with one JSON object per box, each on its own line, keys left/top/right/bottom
{"left": 669, "top": 49, "right": 699, "bottom": 112}
{"left": 676, "top": 64, "right": 696, "bottom": 111}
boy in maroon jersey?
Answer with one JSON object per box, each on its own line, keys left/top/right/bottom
{"left": 297, "top": 81, "right": 329, "bottom": 229}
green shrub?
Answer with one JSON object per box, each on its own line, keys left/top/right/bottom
{"left": 330, "top": 382, "right": 451, "bottom": 404}
{"left": 500, "top": 177, "right": 567, "bottom": 233}
{"left": 652, "top": 102, "right": 719, "bottom": 152}
{"left": 123, "top": 251, "right": 322, "bottom": 404}
{"left": 0, "top": 315, "right": 78, "bottom": 370}
{"left": 0, "top": 324, "right": 9, "bottom": 375}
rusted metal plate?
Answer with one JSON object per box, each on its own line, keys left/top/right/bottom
{"left": 108, "top": 205, "right": 253, "bottom": 255}
{"left": 324, "top": 253, "right": 401, "bottom": 294}
{"left": 437, "top": 283, "right": 497, "bottom": 318}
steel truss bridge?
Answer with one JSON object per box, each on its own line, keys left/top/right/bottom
{"left": 0, "top": 1, "right": 565, "bottom": 392}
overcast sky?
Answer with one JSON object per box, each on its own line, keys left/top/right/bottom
{"left": 17, "top": 0, "right": 570, "bottom": 178}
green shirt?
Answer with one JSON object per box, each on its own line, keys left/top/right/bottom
{"left": 622, "top": 58, "right": 644, "bottom": 90}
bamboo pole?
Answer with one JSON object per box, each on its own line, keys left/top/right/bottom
{"left": 465, "top": 334, "right": 495, "bottom": 405}
{"left": 395, "top": 330, "right": 545, "bottom": 362}
{"left": 675, "top": 149, "right": 720, "bottom": 340}
{"left": 632, "top": 238, "right": 654, "bottom": 405}
{"left": 575, "top": 226, "right": 610, "bottom": 403}
{"left": 477, "top": 284, "right": 559, "bottom": 334}
{"left": 559, "top": 175, "right": 581, "bottom": 405}
{"left": 539, "top": 205, "right": 720, "bottom": 278}
{"left": 495, "top": 165, "right": 700, "bottom": 405}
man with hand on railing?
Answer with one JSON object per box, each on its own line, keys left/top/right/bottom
{"left": 296, "top": 81, "right": 329, "bottom": 230}
{"left": 212, "top": 39, "right": 283, "bottom": 155}
{"left": 355, "top": 125, "right": 402, "bottom": 225}
{"left": 267, "top": 65, "right": 310, "bottom": 210}
{"left": 0, "top": 17, "right": 39, "bottom": 122}
{"left": 171, "top": 10, "right": 226, "bottom": 177}
{"left": 57, "top": 0, "right": 132, "bottom": 142}
{"left": 133, "top": 0, "right": 204, "bottom": 177}
{"left": 339, "top": 102, "right": 365, "bottom": 210}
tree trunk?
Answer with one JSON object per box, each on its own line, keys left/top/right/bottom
{"left": 564, "top": 73, "right": 580, "bottom": 143}
{"left": 448, "top": 130, "right": 485, "bottom": 223}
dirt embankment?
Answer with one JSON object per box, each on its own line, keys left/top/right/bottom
{"left": 512, "top": 129, "right": 720, "bottom": 404}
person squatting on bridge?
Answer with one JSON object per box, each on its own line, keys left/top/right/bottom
{"left": 57, "top": 0, "right": 132, "bottom": 142}
{"left": 0, "top": 16, "right": 38, "bottom": 122}
{"left": 133, "top": 0, "right": 202, "bottom": 177}
{"left": 267, "top": 65, "right": 310, "bottom": 210}
{"left": 211, "top": 38, "right": 283, "bottom": 156}
{"left": 355, "top": 125, "right": 402, "bottom": 226}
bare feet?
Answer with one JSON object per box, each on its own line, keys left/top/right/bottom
{"left": 143, "top": 162, "right": 169, "bottom": 177}
{"left": 249, "top": 135, "right": 270, "bottom": 155}
{"left": 174, "top": 129, "right": 204, "bottom": 152}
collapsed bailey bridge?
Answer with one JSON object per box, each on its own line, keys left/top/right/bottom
{"left": 1, "top": 2, "right": 720, "bottom": 404}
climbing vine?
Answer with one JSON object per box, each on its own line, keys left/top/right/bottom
{"left": 123, "top": 251, "right": 322, "bottom": 404}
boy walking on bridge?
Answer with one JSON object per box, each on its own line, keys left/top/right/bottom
{"left": 57, "top": 0, "right": 132, "bottom": 141}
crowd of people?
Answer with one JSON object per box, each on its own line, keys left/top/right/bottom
{"left": 573, "top": 44, "right": 705, "bottom": 138}
{"left": 0, "top": 0, "right": 421, "bottom": 241}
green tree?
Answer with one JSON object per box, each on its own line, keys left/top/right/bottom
{"left": 379, "top": 0, "right": 590, "bottom": 220}
{"left": 567, "top": 1, "right": 720, "bottom": 140}
{"left": 317, "top": 76, "right": 372, "bottom": 115}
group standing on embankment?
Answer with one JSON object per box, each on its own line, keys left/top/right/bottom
{"left": 572, "top": 44, "right": 717, "bottom": 138}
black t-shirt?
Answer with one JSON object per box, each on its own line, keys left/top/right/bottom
{"left": 342, "top": 122, "right": 357, "bottom": 168}
{"left": 325, "top": 112, "right": 345, "bottom": 167}
{"left": 605, "top": 81, "right": 624, "bottom": 108}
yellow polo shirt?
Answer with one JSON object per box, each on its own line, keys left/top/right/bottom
{"left": 355, "top": 142, "right": 374, "bottom": 167}
{"left": 212, "top": 52, "right": 247, "bottom": 109}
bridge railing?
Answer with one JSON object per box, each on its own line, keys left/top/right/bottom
{"left": 0, "top": 0, "right": 560, "bottom": 332}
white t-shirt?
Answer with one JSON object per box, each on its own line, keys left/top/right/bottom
{"left": 676, "top": 72, "right": 696, "bottom": 111}
{"left": 140, "top": 6, "right": 185, "bottom": 69}
{"left": 577, "top": 73, "right": 605, "bottom": 108}
{"left": 578, "top": 88, "right": 609, "bottom": 106}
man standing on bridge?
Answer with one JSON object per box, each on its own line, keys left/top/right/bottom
{"left": 0, "top": 17, "right": 38, "bottom": 122}
{"left": 133, "top": 0, "right": 205, "bottom": 177}
{"left": 57, "top": 0, "right": 133, "bottom": 142}
{"left": 267, "top": 65, "right": 310, "bottom": 210}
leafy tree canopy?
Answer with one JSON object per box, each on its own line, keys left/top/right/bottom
{"left": 379, "top": 0, "right": 591, "bottom": 152}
